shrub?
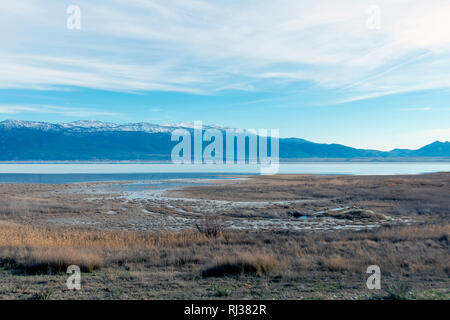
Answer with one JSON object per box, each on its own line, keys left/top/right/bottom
{"left": 212, "top": 285, "right": 232, "bottom": 297}
{"left": 201, "top": 252, "right": 278, "bottom": 277}
{"left": 382, "top": 284, "right": 412, "bottom": 300}
{"left": 195, "top": 214, "right": 224, "bottom": 238}
{"left": 30, "top": 288, "right": 55, "bottom": 300}
{"left": 14, "top": 248, "right": 103, "bottom": 274}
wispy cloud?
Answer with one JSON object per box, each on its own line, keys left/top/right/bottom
{"left": 2, "top": 0, "right": 450, "bottom": 101}
{"left": 0, "top": 54, "right": 205, "bottom": 94}
{"left": 0, "top": 105, "right": 120, "bottom": 117}
{"left": 400, "top": 107, "right": 432, "bottom": 112}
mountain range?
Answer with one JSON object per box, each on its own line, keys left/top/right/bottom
{"left": 0, "top": 119, "right": 449, "bottom": 161}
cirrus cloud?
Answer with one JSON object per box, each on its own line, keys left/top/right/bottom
{"left": 1, "top": 0, "right": 450, "bottom": 103}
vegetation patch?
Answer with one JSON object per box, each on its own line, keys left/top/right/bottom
{"left": 7, "top": 248, "right": 103, "bottom": 274}
{"left": 202, "top": 252, "right": 278, "bottom": 277}
{"left": 324, "top": 209, "right": 385, "bottom": 221}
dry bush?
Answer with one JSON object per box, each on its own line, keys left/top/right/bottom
{"left": 195, "top": 214, "right": 224, "bottom": 238}
{"left": 201, "top": 252, "right": 278, "bottom": 277}
{"left": 10, "top": 247, "right": 103, "bottom": 274}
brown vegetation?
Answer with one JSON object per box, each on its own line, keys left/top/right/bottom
{"left": 0, "top": 173, "right": 448, "bottom": 299}
{"left": 195, "top": 214, "right": 224, "bottom": 238}
{"left": 202, "top": 252, "right": 279, "bottom": 277}
{"left": 175, "top": 173, "right": 450, "bottom": 218}
{"left": 324, "top": 209, "right": 385, "bottom": 221}
{"left": 0, "top": 221, "right": 448, "bottom": 279}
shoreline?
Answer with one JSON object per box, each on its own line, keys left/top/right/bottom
{"left": 1, "top": 157, "right": 450, "bottom": 164}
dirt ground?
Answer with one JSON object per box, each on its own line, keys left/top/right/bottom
{"left": 0, "top": 173, "right": 448, "bottom": 300}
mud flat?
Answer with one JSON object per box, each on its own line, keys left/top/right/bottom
{"left": 1, "top": 173, "right": 448, "bottom": 232}
{"left": 3, "top": 174, "right": 419, "bottom": 232}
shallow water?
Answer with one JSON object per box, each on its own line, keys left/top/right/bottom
{"left": 0, "top": 162, "right": 449, "bottom": 183}
{"left": 0, "top": 172, "right": 244, "bottom": 184}
{"left": 62, "top": 180, "right": 211, "bottom": 201}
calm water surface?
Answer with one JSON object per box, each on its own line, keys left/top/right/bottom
{"left": 0, "top": 162, "right": 449, "bottom": 183}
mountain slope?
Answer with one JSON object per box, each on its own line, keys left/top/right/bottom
{"left": 0, "top": 120, "right": 449, "bottom": 160}
{"left": 410, "top": 141, "right": 450, "bottom": 157}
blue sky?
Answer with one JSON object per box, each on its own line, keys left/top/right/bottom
{"left": 1, "top": 0, "right": 450, "bottom": 150}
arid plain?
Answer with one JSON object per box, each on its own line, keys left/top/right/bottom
{"left": 0, "top": 173, "right": 448, "bottom": 299}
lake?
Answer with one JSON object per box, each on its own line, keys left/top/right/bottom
{"left": 0, "top": 162, "right": 449, "bottom": 183}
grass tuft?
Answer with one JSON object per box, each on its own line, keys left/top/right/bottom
{"left": 12, "top": 248, "right": 104, "bottom": 274}
{"left": 202, "top": 252, "right": 278, "bottom": 277}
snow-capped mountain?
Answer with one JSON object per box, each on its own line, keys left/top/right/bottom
{"left": 60, "top": 120, "right": 120, "bottom": 130}
{"left": 163, "top": 121, "right": 232, "bottom": 131}
{"left": 0, "top": 119, "right": 191, "bottom": 134}
{"left": 0, "top": 119, "right": 449, "bottom": 161}
{"left": 0, "top": 119, "right": 61, "bottom": 131}
{"left": 0, "top": 119, "right": 244, "bottom": 134}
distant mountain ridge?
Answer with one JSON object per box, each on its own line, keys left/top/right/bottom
{"left": 1, "top": 119, "right": 183, "bottom": 133}
{"left": 0, "top": 119, "right": 449, "bottom": 161}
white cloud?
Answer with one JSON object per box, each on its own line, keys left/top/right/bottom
{"left": 1, "top": 0, "right": 450, "bottom": 101}
{"left": 0, "top": 54, "right": 205, "bottom": 93}
{"left": 400, "top": 107, "right": 432, "bottom": 111}
{"left": 0, "top": 105, "right": 120, "bottom": 117}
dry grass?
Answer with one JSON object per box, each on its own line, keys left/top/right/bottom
{"left": 0, "top": 221, "right": 209, "bottom": 274}
{"left": 195, "top": 214, "right": 225, "bottom": 238}
{"left": 324, "top": 209, "right": 385, "bottom": 221}
{"left": 0, "top": 201, "right": 31, "bottom": 216}
{"left": 178, "top": 173, "right": 450, "bottom": 218}
{"left": 371, "top": 224, "right": 450, "bottom": 241}
{"left": 318, "top": 254, "right": 357, "bottom": 271}
{"left": 0, "top": 221, "right": 209, "bottom": 249}
{"left": 201, "top": 252, "right": 279, "bottom": 277}
{"left": 0, "top": 174, "right": 448, "bottom": 299}
{"left": 0, "top": 220, "right": 448, "bottom": 278}
{"left": 0, "top": 197, "right": 89, "bottom": 217}
{"left": 7, "top": 248, "right": 104, "bottom": 274}
{"left": 0, "top": 220, "right": 448, "bottom": 299}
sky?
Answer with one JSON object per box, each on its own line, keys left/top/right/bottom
{"left": 1, "top": 0, "right": 450, "bottom": 151}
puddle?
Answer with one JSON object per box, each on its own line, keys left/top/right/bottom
{"left": 329, "top": 206, "right": 350, "bottom": 212}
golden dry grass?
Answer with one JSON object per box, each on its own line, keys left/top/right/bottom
{"left": 319, "top": 254, "right": 357, "bottom": 271}
{"left": 0, "top": 221, "right": 209, "bottom": 249}
{"left": 0, "top": 221, "right": 209, "bottom": 274}
{"left": 9, "top": 248, "right": 104, "bottom": 274}
{"left": 0, "top": 221, "right": 448, "bottom": 277}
